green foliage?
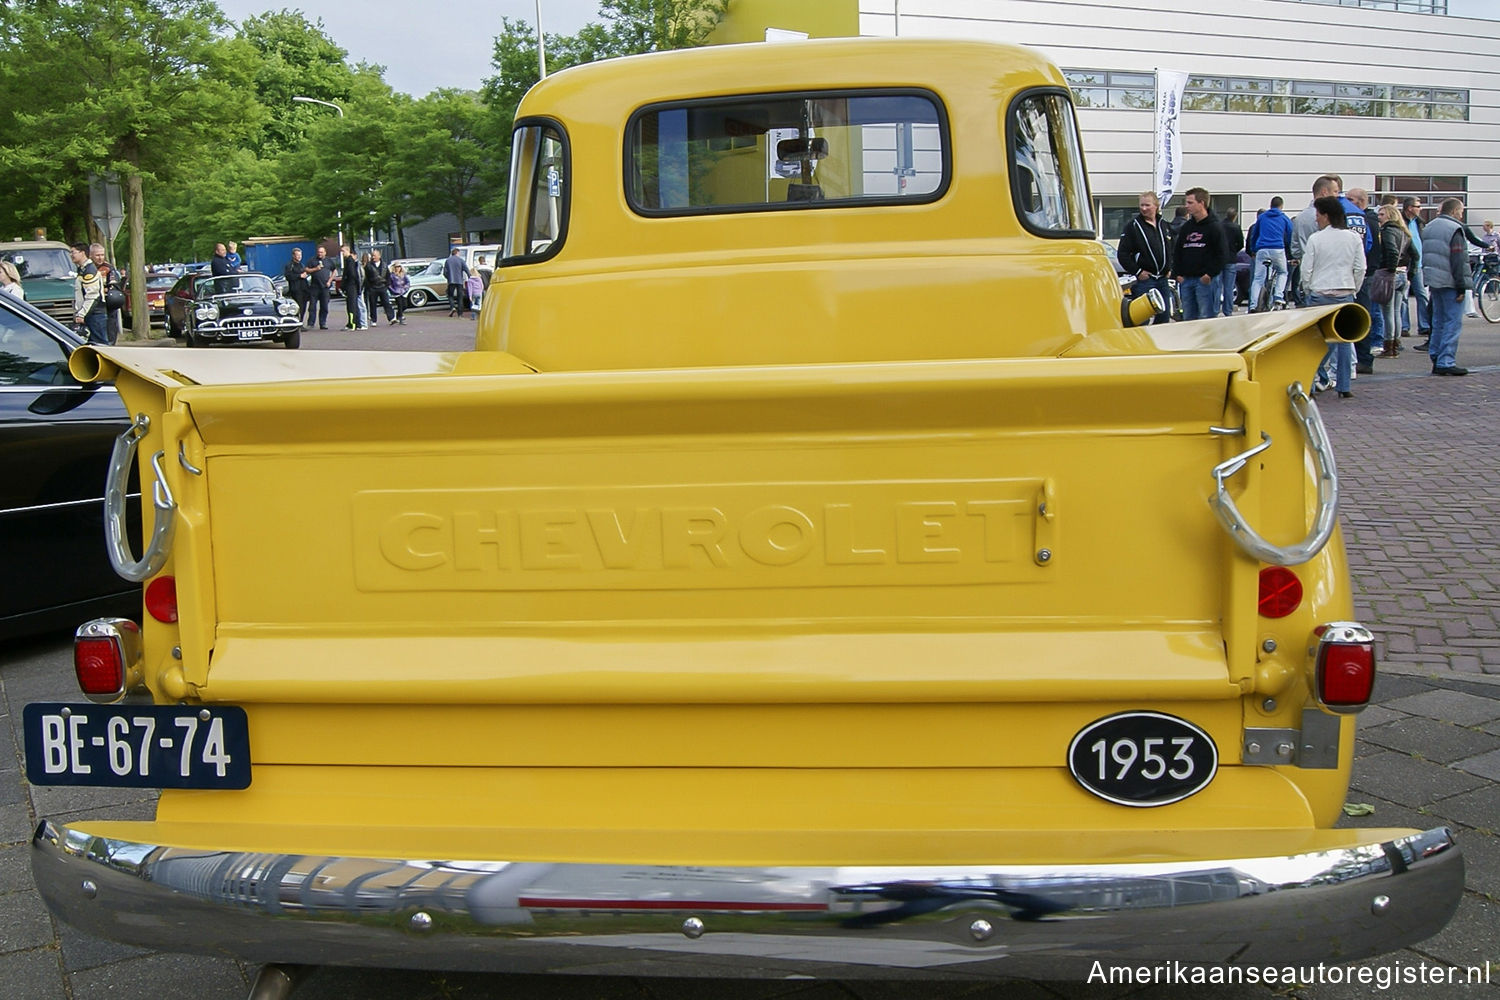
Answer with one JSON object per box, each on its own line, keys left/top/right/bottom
{"left": 0, "top": 0, "right": 727, "bottom": 276}
{"left": 386, "top": 90, "right": 493, "bottom": 234}
{"left": 599, "top": 0, "right": 730, "bottom": 54}
{"left": 0, "top": 0, "right": 262, "bottom": 224}
{"left": 477, "top": 0, "right": 727, "bottom": 216}
{"left": 237, "top": 9, "right": 356, "bottom": 155}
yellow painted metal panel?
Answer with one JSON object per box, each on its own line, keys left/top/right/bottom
{"left": 710, "top": 0, "right": 859, "bottom": 44}
{"left": 140, "top": 763, "right": 1319, "bottom": 865}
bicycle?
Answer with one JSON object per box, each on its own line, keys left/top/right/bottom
{"left": 1474, "top": 252, "right": 1500, "bottom": 324}
{"left": 1251, "top": 257, "right": 1287, "bottom": 314}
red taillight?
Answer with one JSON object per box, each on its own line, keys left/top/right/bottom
{"left": 145, "top": 575, "right": 178, "bottom": 623}
{"left": 72, "top": 619, "right": 140, "bottom": 703}
{"left": 1258, "top": 566, "right": 1303, "bottom": 618}
{"left": 74, "top": 638, "right": 123, "bottom": 696}
{"left": 1315, "top": 623, "right": 1376, "bottom": 712}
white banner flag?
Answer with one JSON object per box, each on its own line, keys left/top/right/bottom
{"left": 1154, "top": 69, "right": 1189, "bottom": 206}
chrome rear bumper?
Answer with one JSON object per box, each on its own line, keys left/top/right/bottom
{"left": 32, "top": 821, "right": 1462, "bottom": 978}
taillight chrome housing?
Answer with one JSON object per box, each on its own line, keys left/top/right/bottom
{"left": 1314, "top": 622, "right": 1376, "bottom": 714}
{"left": 73, "top": 618, "right": 142, "bottom": 704}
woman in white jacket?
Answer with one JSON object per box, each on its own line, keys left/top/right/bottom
{"left": 1301, "top": 196, "right": 1366, "bottom": 398}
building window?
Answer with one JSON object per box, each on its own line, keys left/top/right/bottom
{"left": 1376, "top": 175, "right": 1468, "bottom": 217}
{"left": 1066, "top": 71, "right": 1467, "bottom": 122}
{"left": 1064, "top": 71, "right": 1153, "bottom": 110}
{"left": 1286, "top": 0, "right": 1447, "bottom": 12}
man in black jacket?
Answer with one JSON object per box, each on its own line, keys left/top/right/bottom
{"left": 303, "top": 246, "right": 334, "bottom": 330}
{"left": 1219, "top": 208, "right": 1244, "bottom": 316}
{"left": 283, "top": 248, "right": 310, "bottom": 328}
{"left": 1172, "top": 187, "right": 1229, "bottom": 321}
{"left": 364, "top": 249, "right": 393, "bottom": 326}
{"left": 1117, "top": 190, "right": 1173, "bottom": 324}
{"left": 341, "top": 245, "right": 365, "bottom": 330}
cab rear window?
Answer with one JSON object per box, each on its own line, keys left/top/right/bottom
{"left": 627, "top": 90, "right": 949, "bottom": 216}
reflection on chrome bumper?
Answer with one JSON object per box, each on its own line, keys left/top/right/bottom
{"left": 32, "top": 822, "right": 1462, "bottom": 978}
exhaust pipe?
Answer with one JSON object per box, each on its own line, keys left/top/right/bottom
{"left": 1317, "top": 303, "right": 1369, "bottom": 343}
{"left": 69, "top": 345, "right": 119, "bottom": 383}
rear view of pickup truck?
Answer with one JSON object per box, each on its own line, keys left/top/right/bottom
{"left": 30, "top": 38, "right": 1460, "bottom": 987}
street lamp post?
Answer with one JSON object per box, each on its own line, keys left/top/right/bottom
{"left": 292, "top": 96, "right": 346, "bottom": 245}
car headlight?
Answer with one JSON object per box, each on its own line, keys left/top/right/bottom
{"left": 194, "top": 306, "right": 217, "bottom": 321}
{"left": 277, "top": 301, "right": 300, "bottom": 317}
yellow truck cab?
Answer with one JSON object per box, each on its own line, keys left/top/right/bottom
{"left": 31, "top": 38, "right": 1461, "bottom": 991}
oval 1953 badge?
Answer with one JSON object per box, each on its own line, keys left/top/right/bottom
{"left": 1067, "top": 711, "right": 1218, "bottom": 807}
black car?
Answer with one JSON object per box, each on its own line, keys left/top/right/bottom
{"left": 0, "top": 292, "right": 140, "bottom": 640}
{"left": 165, "top": 271, "right": 303, "bottom": 349}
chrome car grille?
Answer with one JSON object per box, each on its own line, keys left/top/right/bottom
{"left": 37, "top": 301, "right": 74, "bottom": 324}
{"left": 217, "top": 316, "right": 278, "bottom": 332}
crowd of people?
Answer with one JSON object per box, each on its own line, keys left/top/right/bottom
{"left": 1118, "top": 173, "right": 1499, "bottom": 397}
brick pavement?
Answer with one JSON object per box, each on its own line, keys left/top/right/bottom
{"left": 2, "top": 314, "right": 1498, "bottom": 998}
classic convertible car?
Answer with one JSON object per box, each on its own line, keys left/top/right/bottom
{"left": 164, "top": 272, "right": 303, "bottom": 349}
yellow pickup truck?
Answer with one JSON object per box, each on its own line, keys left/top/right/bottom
{"left": 29, "top": 38, "right": 1461, "bottom": 991}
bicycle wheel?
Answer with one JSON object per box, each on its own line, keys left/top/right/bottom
{"left": 1478, "top": 275, "right": 1500, "bottom": 324}
{"left": 1255, "top": 273, "right": 1273, "bottom": 314}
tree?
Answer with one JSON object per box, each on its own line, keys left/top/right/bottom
{"left": 386, "top": 90, "right": 492, "bottom": 237}
{"left": 478, "top": 1, "right": 725, "bottom": 216}
{"left": 236, "top": 10, "right": 356, "bottom": 156}
{"left": 598, "top": 0, "right": 729, "bottom": 55}
{"left": 0, "top": 0, "right": 263, "bottom": 339}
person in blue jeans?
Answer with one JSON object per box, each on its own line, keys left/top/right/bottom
{"left": 1219, "top": 207, "right": 1244, "bottom": 316}
{"left": 1421, "top": 198, "right": 1474, "bottom": 376}
{"left": 1248, "top": 197, "right": 1293, "bottom": 311}
{"left": 68, "top": 243, "right": 109, "bottom": 344}
{"left": 1300, "top": 197, "right": 1365, "bottom": 398}
{"left": 1172, "top": 187, "right": 1228, "bottom": 321}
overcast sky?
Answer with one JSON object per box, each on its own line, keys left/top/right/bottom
{"left": 213, "top": 0, "right": 1495, "bottom": 99}
{"left": 214, "top": 0, "right": 603, "bottom": 97}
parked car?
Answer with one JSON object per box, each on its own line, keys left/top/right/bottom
{"left": 121, "top": 271, "right": 178, "bottom": 328}
{"left": 0, "top": 291, "right": 139, "bottom": 639}
{"left": 0, "top": 240, "right": 76, "bottom": 325}
{"left": 164, "top": 271, "right": 304, "bottom": 349}
{"left": 401, "top": 258, "right": 452, "bottom": 309}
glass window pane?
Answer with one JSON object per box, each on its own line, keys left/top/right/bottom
{"left": 1187, "top": 77, "right": 1224, "bottom": 91}
{"left": 1391, "top": 100, "right": 1429, "bottom": 119}
{"left": 1011, "top": 93, "right": 1093, "bottom": 235}
{"left": 505, "top": 124, "right": 567, "bottom": 260}
{"left": 1293, "top": 81, "right": 1335, "bottom": 96}
{"left": 1109, "top": 88, "right": 1154, "bottom": 110}
{"left": 626, "top": 91, "right": 948, "bottom": 215}
{"left": 1065, "top": 71, "right": 1105, "bottom": 87}
{"left": 1227, "top": 93, "right": 1272, "bottom": 113}
{"left": 0, "top": 312, "right": 68, "bottom": 385}
{"left": 1108, "top": 73, "right": 1154, "bottom": 88}
{"left": 1294, "top": 97, "right": 1335, "bottom": 115}
{"left": 1183, "top": 92, "right": 1225, "bottom": 112}
{"left": 1071, "top": 87, "right": 1107, "bottom": 109}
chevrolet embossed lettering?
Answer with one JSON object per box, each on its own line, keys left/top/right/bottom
{"left": 353, "top": 480, "right": 1054, "bottom": 591}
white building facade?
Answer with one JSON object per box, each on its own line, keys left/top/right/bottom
{"left": 849, "top": 0, "right": 1499, "bottom": 238}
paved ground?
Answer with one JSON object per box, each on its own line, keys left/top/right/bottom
{"left": 2, "top": 306, "right": 1498, "bottom": 998}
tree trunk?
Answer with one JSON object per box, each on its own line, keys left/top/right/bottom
{"left": 126, "top": 172, "right": 147, "bottom": 342}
